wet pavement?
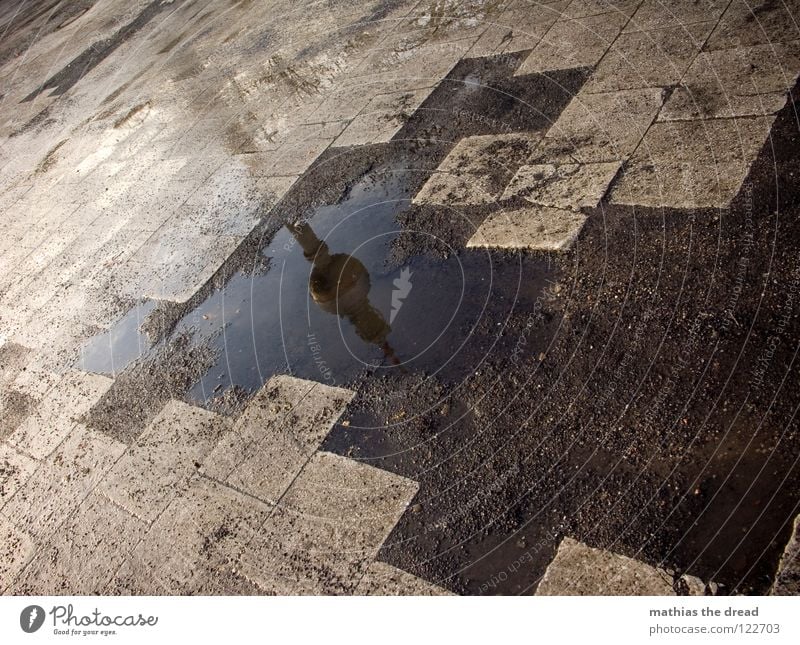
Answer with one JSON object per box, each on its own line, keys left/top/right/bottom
{"left": 1, "top": 0, "right": 800, "bottom": 596}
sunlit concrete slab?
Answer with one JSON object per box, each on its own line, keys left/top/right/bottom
{"left": 660, "top": 42, "right": 800, "bottom": 120}
{"left": 609, "top": 116, "right": 774, "bottom": 208}
{"left": 3, "top": 424, "right": 124, "bottom": 542}
{"left": 238, "top": 451, "right": 418, "bottom": 594}
{"left": 535, "top": 537, "right": 709, "bottom": 595}
{"left": 502, "top": 161, "right": 621, "bottom": 209}
{"left": 515, "top": 11, "right": 628, "bottom": 74}
{"left": 202, "top": 375, "right": 355, "bottom": 504}
{"left": 99, "top": 400, "right": 229, "bottom": 523}
{"left": 8, "top": 370, "right": 113, "bottom": 459}
{"left": 583, "top": 22, "right": 712, "bottom": 93}
{"left": 12, "top": 492, "right": 147, "bottom": 595}
{"left": 467, "top": 206, "right": 586, "bottom": 250}
{"left": 413, "top": 132, "right": 544, "bottom": 205}
{"left": 111, "top": 478, "right": 272, "bottom": 594}
{"left": 355, "top": 561, "right": 454, "bottom": 595}
{"left": 541, "top": 87, "right": 664, "bottom": 163}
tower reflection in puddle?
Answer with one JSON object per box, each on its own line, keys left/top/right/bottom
{"left": 287, "top": 220, "right": 401, "bottom": 366}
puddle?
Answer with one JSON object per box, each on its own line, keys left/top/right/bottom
{"left": 81, "top": 54, "right": 583, "bottom": 423}
{"left": 77, "top": 300, "right": 157, "bottom": 376}
{"left": 82, "top": 155, "right": 554, "bottom": 405}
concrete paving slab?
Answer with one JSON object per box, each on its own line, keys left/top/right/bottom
{"left": 0, "top": 443, "right": 37, "bottom": 510}
{"left": 238, "top": 451, "right": 418, "bottom": 594}
{"left": 610, "top": 116, "right": 775, "bottom": 208}
{"left": 467, "top": 205, "right": 587, "bottom": 250}
{"left": 564, "top": 0, "right": 641, "bottom": 19}
{"left": 203, "top": 375, "right": 354, "bottom": 503}
{"left": 355, "top": 561, "right": 454, "bottom": 595}
{"left": 414, "top": 132, "right": 544, "bottom": 205}
{"left": 515, "top": 11, "right": 629, "bottom": 74}
{"left": 660, "top": 42, "right": 800, "bottom": 120}
{"left": 120, "top": 229, "right": 241, "bottom": 303}
{"left": 335, "top": 88, "right": 434, "bottom": 147}
{"left": 584, "top": 22, "right": 713, "bottom": 93}
{"left": 2, "top": 424, "right": 125, "bottom": 542}
{"left": 8, "top": 370, "right": 113, "bottom": 459}
{"left": 349, "top": 38, "right": 474, "bottom": 85}
{"left": 12, "top": 491, "right": 147, "bottom": 595}
{"left": 0, "top": 515, "right": 35, "bottom": 593}
{"left": 542, "top": 87, "right": 664, "bottom": 162}
{"left": 502, "top": 161, "right": 622, "bottom": 209}
{"left": 412, "top": 171, "right": 499, "bottom": 205}
{"left": 112, "top": 477, "right": 272, "bottom": 594}
{"left": 706, "top": 0, "right": 800, "bottom": 50}
{"left": 771, "top": 515, "right": 799, "bottom": 595}
{"left": 99, "top": 400, "right": 230, "bottom": 523}
{"left": 625, "top": 0, "right": 728, "bottom": 32}
{"left": 535, "top": 537, "right": 708, "bottom": 595}
{"left": 467, "top": 0, "right": 570, "bottom": 58}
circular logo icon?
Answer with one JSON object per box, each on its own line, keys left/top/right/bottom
{"left": 20, "top": 605, "right": 45, "bottom": 633}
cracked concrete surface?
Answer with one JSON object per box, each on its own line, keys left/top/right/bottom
{"left": 1, "top": 0, "right": 799, "bottom": 596}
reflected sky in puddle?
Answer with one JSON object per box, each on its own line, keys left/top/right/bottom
{"left": 78, "top": 157, "right": 546, "bottom": 405}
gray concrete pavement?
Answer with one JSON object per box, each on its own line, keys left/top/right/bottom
{"left": 1, "top": 0, "right": 799, "bottom": 596}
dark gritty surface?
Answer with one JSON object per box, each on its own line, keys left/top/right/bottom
{"left": 73, "top": 42, "right": 800, "bottom": 596}
{"left": 325, "top": 86, "right": 800, "bottom": 595}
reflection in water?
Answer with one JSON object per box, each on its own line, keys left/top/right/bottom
{"left": 287, "top": 221, "right": 401, "bottom": 366}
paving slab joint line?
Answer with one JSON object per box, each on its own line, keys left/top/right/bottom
{"left": 196, "top": 469, "right": 280, "bottom": 510}
{"left": 6, "top": 449, "right": 131, "bottom": 590}
{"left": 642, "top": 0, "right": 735, "bottom": 134}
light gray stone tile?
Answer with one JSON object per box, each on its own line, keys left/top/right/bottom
{"left": 0, "top": 514, "right": 35, "bottom": 592}
{"left": 111, "top": 477, "right": 271, "bottom": 594}
{"left": 99, "top": 400, "right": 230, "bottom": 523}
{"left": 203, "top": 375, "right": 354, "bottom": 503}
{"left": 468, "top": 0, "right": 570, "bottom": 57}
{"left": 414, "top": 132, "right": 545, "bottom": 205}
{"left": 335, "top": 88, "right": 433, "bottom": 147}
{"left": 542, "top": 88, "right": 664, "bottom": 162}
{"left": 12, "top": 492, "right": 147, "bottom": 595}
{"left": 706, "top": 0, "right": 800, "bottom": 50}
{"left": 564, "top": 0, "right": 641, "bottom": 19}
{"left": 625, "top": 0, "right": 728, "bottom": 32}
{"left": 502, "top": 161, "right": 622, "bottom": 209}
{"left": 515, "top": 11, "right": 629, "bottom": 74}
{"left": 584, "top": 22, "right": 713, "bottom": 93}
{"left": 120, "top": 229, "right": 241, "bottom": 303}
{"left": 8, "top": 370, "right": 114, "bottom": 459}
{"left": 238, "top": 451, "right": 418, "bottom": 594}
{"left": 467, "top": 205, "right": 587, "bottom": 250}
{"left": 3, "top": 424, "right": 125, "bottom": 541}
{"left": 660, "top": 42, "right": 800, "bottom": 120}
{"left": 0, "top": 443, "right": 37, "bottom": 510}
{"left": 535, "top": 537, "right": 707, "bottom": 595}
{"left": 609, "top": 116, "right": 775, "bottom": 208}
{"left": 355, "top": 561, "right": 454, "bottom": 595}
{"left": 350, "top": 37, "right": 474, "bottom": 85}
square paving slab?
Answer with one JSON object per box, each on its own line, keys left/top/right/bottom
{"left": 502, "top": 161, "right": 622, "bottom": 209}
{"left": 238, "top": 451, "right": 418, "bottom": 594}
{"left": 467, "top": 205, "right": 587, "bottom": 250}
{"left": 515, "top": 11, "right": 629, "bottom": 74}
{"left": 610, "top": 115, "right": 775, "bottom": 208}
{"left": 660, "top": 42, "right": 800, "bottom": 120}
{"left": 413, "top": 131, "right": 544, "bottom": 205}
{"left": 541, "top": 87, "right": 664, "bottom": 162}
